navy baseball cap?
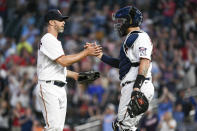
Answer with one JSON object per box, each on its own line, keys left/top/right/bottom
{"left": 45, "top": 9, "right": 69, "bottom": 23}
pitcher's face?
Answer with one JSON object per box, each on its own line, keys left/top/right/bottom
{"left": 53, "top": 20, "right": 65, "bottom": 33}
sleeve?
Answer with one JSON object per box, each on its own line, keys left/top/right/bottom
{"left": 40, "top": 36, "right": 64, "bottom": 60}
{"left": 101, "top": 54, "right": 120, "bottom": 68}
{"left": 135, "top": 34, "right": 153, "bottom": 60}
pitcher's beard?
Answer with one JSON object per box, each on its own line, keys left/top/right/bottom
{"left": 54, "top": 25, "right": 64, "bottom": 33}
{"left": 58, "top": 28, "right": 64, "bottom": 33}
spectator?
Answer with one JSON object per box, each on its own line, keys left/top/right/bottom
{"left": 0, "top": 100, "right": 9, "bottom": 131}
{"left": 176, "top": 89, "right": 194, "bottom": 119}
{"left": 102, "top": 103, "right": 116, "bottom": 131}
{"left": 87, "top": 78, "right": 105, "bottom": 103}
{"left": 158, "top": 111, "right": 177, "bottom": 131}
{"left": 12, "top": 102, "right": 25, "bottom": 131}
{"left": 17, "top": 37, "right": 33, "bottom": 55}
{"left": 19, "top": 107, "right": 34, "bottom": 131}
{"left": 158, "top": 87, "right": 175, "bottom": 119}
{"left": 140, "top": 106, "right": 159, "bottom": 131}
{"left": 17, "top": 72, "right": 31, "bottom": 108}
{"left": 173, "top": 104, "right": 184, "bottom": 122}
{"left": 32, "top": 120, "right": 43, "bottom": 131}
{"left": 173, "top": 104, "right": 185, "bottom": 131}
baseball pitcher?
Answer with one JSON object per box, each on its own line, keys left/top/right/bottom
{"left": 36, "top": 9, "right": 101, "bottom": 131}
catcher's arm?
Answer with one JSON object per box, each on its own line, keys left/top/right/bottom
{"left": 100, "top": 54, "right": 120, "bottom": 68}
{"left": 127, "top": 58, "right": 150, "bottom": 117}
{"left": 85, "top": 42, "right": 120, "bottom": 68}
{"left": 133, "top": 58, "right": 150, "bottom": 91}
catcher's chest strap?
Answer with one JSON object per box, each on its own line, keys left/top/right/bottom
{"left": 130, "top": 62, "right": 140, "bottom": 67}
{"left": 121, "top": 78, "right": 150, "bottom": 87}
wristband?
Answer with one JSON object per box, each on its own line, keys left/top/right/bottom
{"left": 133, "top": 74, "right": 145, "bottom": 89}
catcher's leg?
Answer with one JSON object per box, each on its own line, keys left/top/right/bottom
{"left": 112, "top": 119, "right": 120, "bottom": 131}
{"left": 116, "top": 82, "right": 138, "bottom": 130}
{"left": 112, "top": 119, "right": 140, "bottom": 131}
{"left": 116, "top": 81, "right": 154, "bottom": 130}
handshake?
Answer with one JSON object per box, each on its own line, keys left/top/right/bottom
{"left": 74, "top": 42, "right": 103, "bottom": 85}
{"left": 83, "top": 42, "right": 103, "bottom": 59}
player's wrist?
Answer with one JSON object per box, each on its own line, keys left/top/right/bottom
{"left": 75, "top": 72, "right": 79, "bottom": 81}
{"left": 83, "top": 49, "right": 89, "bottom": 56}
{"left": 133, "top": 74, "right": 145, "bottom": 89}
{"left": 97, "top": 53, "right": 103, "bottom": 59}
{"left": 101, "top": 54, "right": 108, "bottom": 61}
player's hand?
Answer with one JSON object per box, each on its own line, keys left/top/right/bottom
{"left": 91, "top": 42, "right": 103, "bottom": 59}
{"left": 96, "top": 51, "right": 103, "bottom": 59}
{"left": 163, "top": 87, "right": 168, "bottom": 95}
{"left": 84, "top": 42, "right": 102, "bottom": 56}
{"left": 84, "top": 42, "right": 91, "bottom": 49}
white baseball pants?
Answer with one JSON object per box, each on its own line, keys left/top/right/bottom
{"left": 117, "top": 80, "right": 154, "bottom": 130}
{"left": 36, "top": 81, "right": 67, "bottom": 131}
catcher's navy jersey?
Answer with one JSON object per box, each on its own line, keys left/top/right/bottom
{"left": 120, "top": 30, "right": 153, "bottom": 85}
{"left": 119, "top": 32, "right": 139, "bottom": 80}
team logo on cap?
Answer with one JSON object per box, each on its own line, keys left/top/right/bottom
{"left": 57, "top": 10, "right": 62, "bottom": 15}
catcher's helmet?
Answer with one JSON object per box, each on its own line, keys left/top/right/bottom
{"left": 112, "top": 6, "right": 143, "bottom": 36}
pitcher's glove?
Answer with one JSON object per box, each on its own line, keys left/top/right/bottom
{"left": 127, "top": 91, "right": 149, "bottom": 118}
{"left": 78, "top": 71, "right": 100, "bottom": 84}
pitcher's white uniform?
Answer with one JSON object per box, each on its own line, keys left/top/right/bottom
{"left": 117, "top": 30, "right": 154, "bottom": 130}
{"left": 36, "top": 33, "right": 67, "bottom": 131}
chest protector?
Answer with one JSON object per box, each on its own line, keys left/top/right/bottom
{"left": 119, "top": 31, "right": 141, "bottom": 80}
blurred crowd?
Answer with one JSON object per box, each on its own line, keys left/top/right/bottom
{"left": 0, "top": 0, "right": 197, "bottom": 131}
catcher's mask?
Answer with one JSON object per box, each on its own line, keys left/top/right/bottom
{"left": 112, "top": 6, "right": 143, "bottom": 37}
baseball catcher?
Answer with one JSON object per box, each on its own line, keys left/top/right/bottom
{"left": 91, "top": 6, "right": 154, "bottom": 131}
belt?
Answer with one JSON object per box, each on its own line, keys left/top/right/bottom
{"left": 46, "top": 80, "right": 65, "bottom": 87}
{"left": 121, "top": 78, "right": 150, "bottom": 87}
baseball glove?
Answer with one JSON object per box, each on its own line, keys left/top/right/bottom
{"left": 78, "top": 71, "right": 100, "bottom": 84}
{"left": 127, "top": 91, "right": 149, "bottom": 118}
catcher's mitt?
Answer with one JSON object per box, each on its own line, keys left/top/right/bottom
{"left": 127, "top": 91, "right": 149, "bottom": 118}
{"left": 78, "top": 71, "right": 100, "bottom": 84}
